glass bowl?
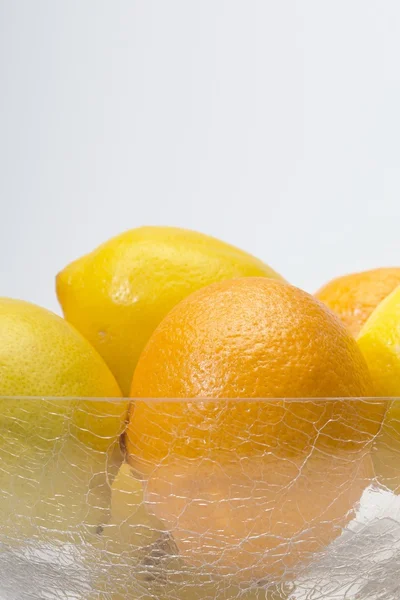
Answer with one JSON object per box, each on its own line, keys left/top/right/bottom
{"left": 0, "top": 397, "right": 399, "bottom": 600}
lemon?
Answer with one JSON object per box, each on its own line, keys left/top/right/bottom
{"left": 0, "top": 297, "right": 126, "bottom": 451}
{"left": 0, "top": 298, "right": 127, "bottom": 546}
{"left": 56, "top": 226, "right": 283, "bottom": 394}
{"left": 357, "top": 285, "right": 400, "bottom": 492}
{"left": 109, "top": 463, "right": 164, "bottom": 547}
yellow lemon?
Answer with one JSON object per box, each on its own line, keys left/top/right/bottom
{"left": 56, "top": 226, "right": 283, "bottom": 394}
{"left": 109, "top": 463, "right": 164, "bottom": 547}
{"left": 0, "top": 297, "right": 126, "bottom": 451}
{"left": 0, "top": 298, "right": 128, "bottom": 548}
{"left": 358, "top": 285, "right": 400, "bottom": 395}
{"left": 357, "top": 285, "right": 400, "bottom": 492}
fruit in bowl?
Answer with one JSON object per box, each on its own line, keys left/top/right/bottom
{"left": 0, "top": 297, "right": 125, "bottom": 447}
{"left": 125, "top": 277, "right": 384, "bottom": 582}
{"left": 127, "top": 277, "right": 378, "bottom": 464}
{"left": 315, "top": 267, "right": 400, "bottom": 337}
{"left": 356, "top": 285, "right": 400, "bottom": 494}
{"left": 316, "top": 268, "right": 400, "bottom": 494}
{"left": 2, "top": 225, "right": 400, "bottom": 597}
{"left": 0, "top": 298, "right": 128, "bottom": 544}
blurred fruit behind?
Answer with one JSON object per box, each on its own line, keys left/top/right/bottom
{"left": 95, "top": 464, "right": 267, "bottom": 600}
{"left": 0, "top": 298, "right": 126, "bottom": 543}
{"left": 56, "top": 226, "right": 283, "bottom": 394}
{"left": 357, "top": 285, "right": 400, "bottom": 493}
{"left": 126, "top": 277, "right": 383, "bottom": 582}
{"left": 315, "top": 267, "right": 400, "bottom": 337}
{"left": 144, "top": 450, "right": 374, "bottom": 584}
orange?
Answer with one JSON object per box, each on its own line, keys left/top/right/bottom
{"left": 145, "top": 451, "right": 374, "bottom": 583}
{"left": 127, "top": 277, "right": 380, "bottom": 467}
{"left": 125, "top": 278, "right": 383, "bottom": 582}
{"left": 315, "top": 267, "right": 400, "bottom": 337}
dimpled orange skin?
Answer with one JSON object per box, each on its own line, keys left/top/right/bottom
{"left": 126, "top": 278, "right": 383, "bottom": 583}
{"left": 315, "top": 267, "right": 400, "bottom": 337}
{"left": 127, "top": 278, "right": 382, "bottom": 468}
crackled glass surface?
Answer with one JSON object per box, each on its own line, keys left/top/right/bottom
{"left": 1, "top": 397, "right": 400, "bottom": 599}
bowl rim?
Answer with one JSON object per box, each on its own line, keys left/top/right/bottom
{"left": 0, "top": 396, "right": 393, "bottom": 403}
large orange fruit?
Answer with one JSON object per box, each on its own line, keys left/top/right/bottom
{"left": 127, "top": 277, "right": 380, "bottom": 467}
{"left": 315, "top": 267, "right": 400, "bottom": 337}
{"left": 125, "top": 278, "right": 383, "bottom": 583}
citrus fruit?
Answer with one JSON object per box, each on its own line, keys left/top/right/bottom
{"left": 127, "top": 277, "right": 380, "bottom": 467}
{"left": 56, "top": 226, "right": 283, "bottom": 394}
{"left": 357, "top": 285, "right": 400, "bottom": 396}
{"left": 0, "top": 298, "right": 127, "bottom": 547}
{"left": 101, "top": 466, "right": 265, "bottom": 599}
{"left": 0, "top": 297, "right": 126, "bottom": 451}
{"left": 104, "top": 469, "right": 282, "bottom": 599}
{"left": 315, "top": 267, "right": 400, "bottom": 337}
{"left": 145, "top": 450, "right": 374, "bottom": 582}
{"left": 126, "top": 278, "right": 383, "bottom": 582}
{"left": 109, "top": 463, "right": 164, "bottom": 547}
{"left": 357, "top": 285, "right": 400, "bottom": 492}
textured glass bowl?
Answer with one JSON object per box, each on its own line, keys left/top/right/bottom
{"left": 1, "top": 397, "right": 400, "bottom": 600}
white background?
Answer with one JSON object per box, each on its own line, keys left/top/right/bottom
{"left": 1, "top": 0, "right": 400, "bottom": 314}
